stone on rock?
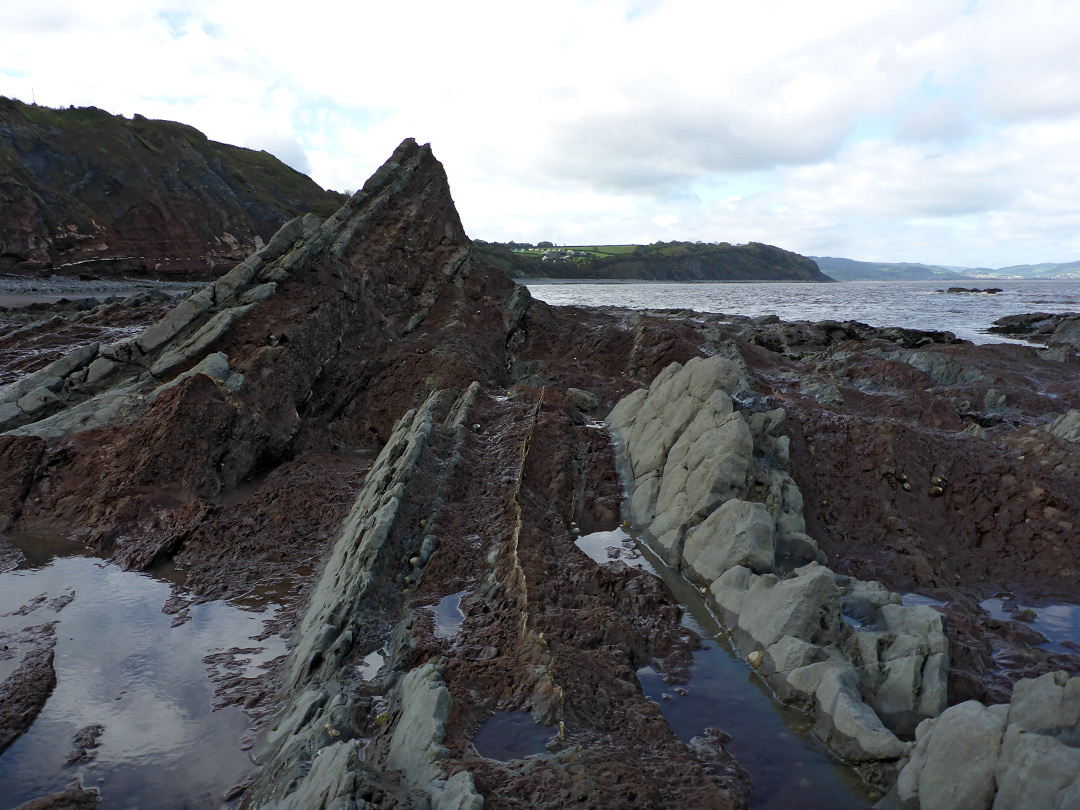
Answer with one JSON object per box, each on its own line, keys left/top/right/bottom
{"left": 567, "top": 387, "right": 599, "bottom": 412}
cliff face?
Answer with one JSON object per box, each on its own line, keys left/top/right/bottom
{"left": 477, "top": 240, "right": 832, "bottom": 282}
{"left": 0, "top": 97, "right": 343, "bottom": 278}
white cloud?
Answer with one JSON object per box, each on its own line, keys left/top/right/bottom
{"left": 1, "top": 0, "right": 1080, "bottom": 266}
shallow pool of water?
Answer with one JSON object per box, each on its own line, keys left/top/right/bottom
{"left": 0, "top": 535, "right": 285, "bottom": 810}
{"left": 576, "top": 528, "right": 874, "bottom": 809}
{"left": 980, "top": 596, "right": 1080, "bottom": 655}
{"left": 472, "top": 710, "right": 554, "bottom": 761}
{"left": 901, "top": 593, "right": 947, "bottom": 609}
{"left": 429, "top": 590, "right": 469, "bottom": 640}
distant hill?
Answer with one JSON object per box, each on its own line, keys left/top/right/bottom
{"left": 810, "top": 256, "right": 977, "bottom": 281}
{"left": 975, "top": 260, "right": 1080, "bottom": 280}
{"left": 812, "top": 255, "right": 1080, "bottom": 281}
{"left": 476, "top": 240, "right": 833, "bottom": 283}
{"left": 0, "top": 96, "right": 345, "bottom": 278}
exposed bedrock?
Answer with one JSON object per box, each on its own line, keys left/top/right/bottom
{"left": 248, "top": 380, "right": 748, "bottom": 809}
{"left": 881, "top": 670, "right": 1080, "bottom": 810}
{"left": 0, "top": 141, "right": 751, "bottom": 807}
{"left": 608, "top": 355, "right": 950, "bottom": 785}
{"left": 0, "top": 96, "right": 343, "bottom": 278}
{"left": 0, "top": 138, "right": 526, "bottom": 561}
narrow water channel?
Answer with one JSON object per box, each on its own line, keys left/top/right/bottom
{"left": 575, "top": 527, "right": 876, "bottom": 810}
{"left": 0, "top": 533, "right": 285, "bottom": 810}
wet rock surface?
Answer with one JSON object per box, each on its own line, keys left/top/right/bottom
{"left": 1, "top": 138, "right": 1078, "bottom": 808}
{"left": 0, "top": 628, "right": 57, "bottom": 755}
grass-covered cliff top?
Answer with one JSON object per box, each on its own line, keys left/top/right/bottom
{"left": 475, "top": 239, "right": 832, "bottom": 282}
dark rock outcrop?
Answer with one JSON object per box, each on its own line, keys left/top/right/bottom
{"left": 0, "top": 96, "right": 343, "bottom": 278}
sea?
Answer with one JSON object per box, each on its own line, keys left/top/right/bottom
{"left": 523, "top": 279, "right": 1080, "bottom": 345}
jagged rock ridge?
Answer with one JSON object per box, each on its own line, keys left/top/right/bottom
{"left": 0, "top": 139, "right": 749, "bottom": 808}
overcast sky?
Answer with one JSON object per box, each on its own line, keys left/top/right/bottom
{"left": 3, "top": 0, "right": 1079, "bottom": 267}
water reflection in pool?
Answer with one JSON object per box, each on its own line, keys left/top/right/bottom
{"left": 0, "top": 534, "right": 285, "bottom": 810}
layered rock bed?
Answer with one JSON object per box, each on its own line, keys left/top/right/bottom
{"left": 0, "top": 140, "right": 1078, "bottom": 808}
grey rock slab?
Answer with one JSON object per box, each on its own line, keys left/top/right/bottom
{"left": 238, "top": 281, "right": 278, "bottom": 305}
{"left": 1048, "top": 410, "right": 1080, "bottom": 443}
{"left": 0, "top": 342, "right": 99, "bottom": 404}
{"left": 629, "top": 471, "right": 659, "bottom": 525}
{"left": 259, "top": 216, "right": 305, "bottom": 263}
{"left": 916, "top": 701, "right": 1006, "bottom": 810}
{"left": 435, "top": 771, "right": 484, "bottom": 810}
{"left": 7, "top": 382, "right": 150, "bottom": 439}
{"left": 1009, "top": 670, "right": 1080, "bottom": 739}
{"left": 149, "top": 304, "right": 254, "bottom": 378}
{"left": 737, "top": 562, "right": 843, "bottom": 649}
{"left": 682, "top": 498, "right": 775, "bottom": 582}
{"left": 814, "top": 664, "right": 907, "bottom": 762}
{"left": 764, "top": 634, "right": 828, "bottom": 674}
{"left": 991, "top": 725, "right": 1080, "bottom": 810}
{"left": 606, "top": 387, "right": 646, "bottom": 432}
{"left": 134, "top": 296, "right": 212, "bottom": 354}
{"left": 149, "top": 352, "right": 232, "bottom": 402}
{"left": 386, "top": 663, "right": 453, "bottom": 788}
{"left": 708, "top": 565, "right": 754, "bottom": 615}
{"left": 16, "top": 386, "right": 61, "bottom": 415}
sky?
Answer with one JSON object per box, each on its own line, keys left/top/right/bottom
{"left": 2, "top": 0, "right": 1080, "bottom": 268}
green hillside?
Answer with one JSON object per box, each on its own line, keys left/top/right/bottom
{"left": 476, "top": 240, "right": 831, "bottom": 282}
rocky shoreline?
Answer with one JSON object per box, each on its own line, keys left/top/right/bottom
{"left": 1, "top": 140, "right": 1078, "bottom": 808}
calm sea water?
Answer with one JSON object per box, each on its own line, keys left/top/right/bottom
{"left": 525, "top": 279, "right": 1080, "bottom": 345}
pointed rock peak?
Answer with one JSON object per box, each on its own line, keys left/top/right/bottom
{"left": 320, "top": 138, "right": 468, "bottom": 267}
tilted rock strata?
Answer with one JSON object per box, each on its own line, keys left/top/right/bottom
{"left": 0, "top": 139, "right": 749, "bottom": 808}
{"left": 608, "top": 355, "right": 949, "bottom": 782}
{"left": 249, "top": 388, "right": 484, "bottom": 810}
